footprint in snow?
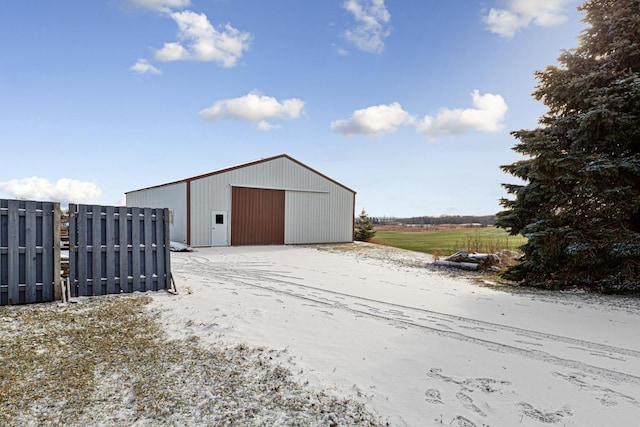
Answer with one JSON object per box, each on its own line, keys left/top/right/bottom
{"left": 452, "top": 415, "right": 477, "bottom": 427}
{"left": 518, "top": 402, "right": 573, "bottom": 423}
{"left": 424, "top": 389, "right": 443, "bottom": 404}
{"left": 456, "top": 391, "right": 487, "bottom": 417}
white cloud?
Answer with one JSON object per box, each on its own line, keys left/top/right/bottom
{"left": 483, "top": 0, "right": 572, "bottom": 37}
{"left": 342, "top": 0, "right": 391, "bottom": 54}
{"left": 331, "top": 91, "right": 507, "bottom": 140}
{"left": 199, "top": 91, "right": 304, "bottom": 129}
{"left": 154, "top": 10, "right": 252, "bottom": 67}
{"left": 256, "top": 120, "right": 282, "bottom": 131}
{"left": 416, "top": 90, "right": 508, "bottom": 139}
{"left": 123, "top": 0, "right": 190, "bottom": 13}
{"left": 0, "top": 177, "right": 103, "bottom": 204}
{"left": 129, "top": 58, "right": 161, "bottom": 74}
{"left": 336, "top": 47, "right": 350, "bottom": 57}
{"left": 330, "top": 102, "right": 414, "bottom": 138}
{"left": 154, "top": 42, "right": 188, "bottom": 61}
{"left": 484, "top": 9, "right": 524, "bottom": 38}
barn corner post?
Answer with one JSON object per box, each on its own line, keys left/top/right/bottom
{"left": 53, "top": 202, "right": 62, "bottom": 301}
{"left": 352, "top": 192, "right": 356, "bottom": 242}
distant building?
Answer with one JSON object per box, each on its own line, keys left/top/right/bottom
{"left": 126, "top": 154, "right": 356, "bottom": 246}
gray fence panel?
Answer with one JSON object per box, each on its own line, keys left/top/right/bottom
{"left": 0, "top": 199, "right": 59, "bottom": 305}
{"left": 69, "top": 204, "right": 171, "bottom": 297}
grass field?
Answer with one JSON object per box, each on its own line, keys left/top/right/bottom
{"left": 370, "top": 227, "right": 526, "bottom": 257}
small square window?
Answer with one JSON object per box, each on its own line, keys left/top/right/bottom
{"left": 215, "top": 214, "right": 224, "bottom": 224}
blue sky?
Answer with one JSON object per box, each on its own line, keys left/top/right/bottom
{"left": 0, "top": 0, "right": 585, "bottom": 217}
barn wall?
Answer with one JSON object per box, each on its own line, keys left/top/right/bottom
{"left": 188, "top": 175, "right": 229, "bottom": 247}
{"left": 125, "top": 182, "right": 187, "bottom": 243}
{"left": 189, "top": 157, "right": 354, "bottom": 246}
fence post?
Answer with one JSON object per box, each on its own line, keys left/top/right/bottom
{"left": 53, "top": 203, "right": 61, "bottom": 301}
{"left": 68, "top": 204, "right": 77, "bottom": 298}
{"left": 164, "top": 208, "right": 171, "bottom": 289}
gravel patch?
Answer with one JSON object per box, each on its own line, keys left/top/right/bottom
{"left": 314, "top": 241, "right": 481, "bottom": 276}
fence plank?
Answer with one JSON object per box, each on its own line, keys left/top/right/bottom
{"left": 42, "top": 202, "right": 54, "bottom": 302}
{"left": 143, "top": 208, "right": 153, "bottom": 291}
{"left": 25, "top": 201, "right": 37, "bottom": 303}
{"left": 105, "top": 206, "right": 116, "bottom": 295}
{"left": 164, "top": 208, "right": 171, "bottom": 289}
{"left": 69, "top": 204, "right": 78, "bottom": 298}
{"left": 0, "top": 201, "right": 5, "bottom": 304}
{"left": 156, "top": 209, "right": 166, "bottom": 289}
{"left": 118, "top": 207, "right": 129, "bottom": 293}
{"left": 8, "top": 200, "right": 20, "bottom": 304}
{"left": 92, "top": 205, "right": 102, "bottom": 296}
{"left": 77, "top": 204, "right": 89, "bottom": 296}
{"left": 52, "top": 203, "right": 61, "bottom": 301}
{"left": 131, "top": 207, "right": 141, "bottom": 292}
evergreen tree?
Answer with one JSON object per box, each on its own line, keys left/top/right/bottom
{"left": 355, "top": 209, "right": 376, "bottom": 241}
{"left": 497, "top": 0, "right": 640, "bottom": 293}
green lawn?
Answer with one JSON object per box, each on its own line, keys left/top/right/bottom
{"left": 371, "top": 227, "right": 526, "bottom": 256}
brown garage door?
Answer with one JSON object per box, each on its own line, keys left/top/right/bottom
{"left": 231, "top": 187, "right": 285, "bottom": 245}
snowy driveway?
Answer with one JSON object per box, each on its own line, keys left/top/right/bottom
{"left": 151, "top": 243, "right": 640, "bottom": 426}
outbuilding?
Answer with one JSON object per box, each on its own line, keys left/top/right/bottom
{"left": 125, "top": 154, "right": 356, "bottom": 246}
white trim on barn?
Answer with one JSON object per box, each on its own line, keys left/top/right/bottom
{"left": 125, "top": 154, "right": 356, "bottom": 246}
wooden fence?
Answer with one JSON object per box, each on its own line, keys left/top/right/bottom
{"left": 0, "top": 200, "right": 61, "bottom": 305}
{"left": 0, "top": 199, "right": 171, "bottom": 305}
{"left": 68, "top": 204, "right": 171, "bottom": 297}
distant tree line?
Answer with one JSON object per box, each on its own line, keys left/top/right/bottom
{"left": 370, "top": 215, "right": 496, "bottom": 226}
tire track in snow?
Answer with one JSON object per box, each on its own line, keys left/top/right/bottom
{"left": 176, "top": 256, "right": 640, "bottom": 388}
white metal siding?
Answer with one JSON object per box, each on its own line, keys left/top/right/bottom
{"left": 289, "top": 189, "right": 352, "bottom": 244}
{"left": 284, "top": 192, "right": 329, "bottom": 244}
{"left": 125, "top": 182, "right": 188, "bottom": 243}
{"left": 189, "top": 177, "right": 229, "bottom": 246}
{"left": 189, "top": 157, "right": 353, "bottom": 246}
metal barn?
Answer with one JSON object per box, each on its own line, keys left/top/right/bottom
{"left": 125, "top": 155, "right": 356, "bottom": 246}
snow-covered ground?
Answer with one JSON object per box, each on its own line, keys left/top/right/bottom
{"left": 151, "top": 243, "right": 640, "bottom": 427}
